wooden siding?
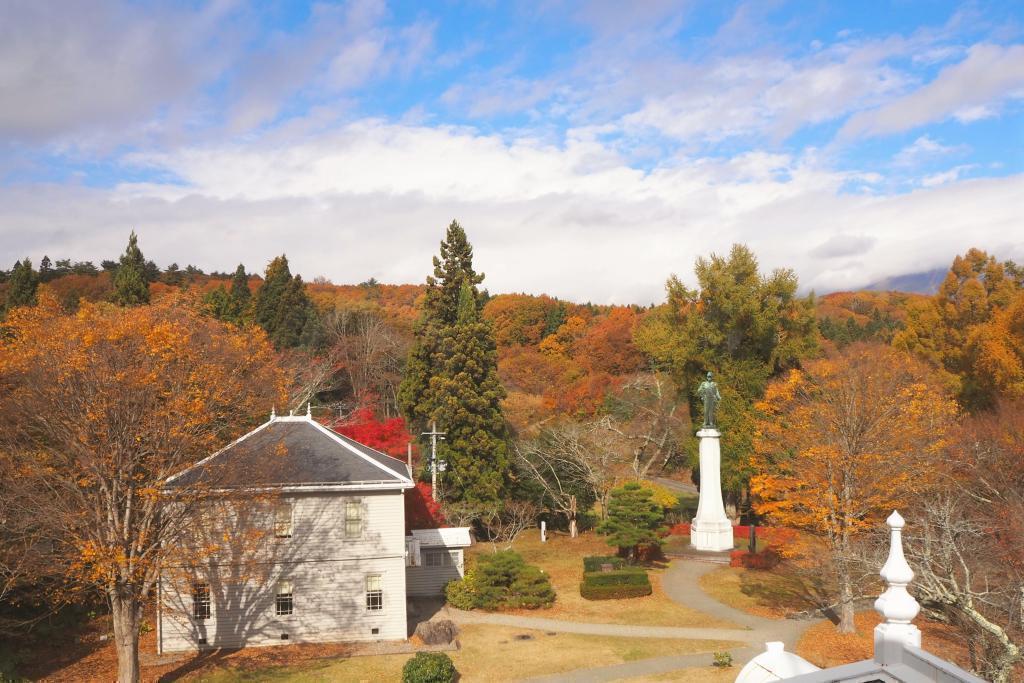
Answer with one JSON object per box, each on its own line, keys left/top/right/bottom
{"left": 407, "top": 549, "right": 464, "bottom": 596}
{"left": 159, "top": 490, "right": 408, "bottom": 652}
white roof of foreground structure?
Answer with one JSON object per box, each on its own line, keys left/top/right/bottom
{"left": 739, "top": 511, "right": 986, "bottom": 683}
{"left": 735, "top": 642, "right": 820, "bottom": 683}
{"left": 409, "top": 527, "right": 473, "bottom": 548}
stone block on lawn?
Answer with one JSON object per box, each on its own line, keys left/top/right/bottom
{"left": 414, "top": 619, "right": 460, "bottom": 645}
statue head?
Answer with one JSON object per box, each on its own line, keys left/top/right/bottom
{"left": 706, "top": 371, "right": 713, "bottom": 381}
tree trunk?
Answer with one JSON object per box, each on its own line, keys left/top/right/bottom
{"left": 569, "top": 496, "right": 578, "bottom": 538}
{"left": 110, "top": 592, "right": 141, "bottom": 683}
{"left": 837, "top": 562, "right": 855, "bottom": 634}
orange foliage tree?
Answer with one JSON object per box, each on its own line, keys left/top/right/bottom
{"left": 0, "top": 294, "right": 286, "bottom": 682}
{"left": 894, "top": 248, "right": 1020, "bottom": 408}
{"left": 750, "top": 343, "right": 957, "bottom": 633}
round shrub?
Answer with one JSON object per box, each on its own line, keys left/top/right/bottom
{"left": 444, "top": 569, "right": 480, "bottom": 610}
{"left": 403, "top": 651, "right": 457, "bottom": 683}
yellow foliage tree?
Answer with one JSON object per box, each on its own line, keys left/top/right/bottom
{"left": 750, "top": 343, "right": 957, "bottom": 633}
{"left": 0, "top": 293, "right": 287, "bottom": 682}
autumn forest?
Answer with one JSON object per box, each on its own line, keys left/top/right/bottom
{"left": 1, "top": 224, "right": 1023, "bottom": 681}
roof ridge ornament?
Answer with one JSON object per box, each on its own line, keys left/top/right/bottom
{"left": 271, "top": 406, "right": 276, "bottom": 420}
{"left": 873, "top": 510, "right": 921, "bottom": 664}
{"left": 307, "top": 402, "right": 312, "bottom": 418}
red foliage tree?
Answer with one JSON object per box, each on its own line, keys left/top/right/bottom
{"left": 405, "top": 482, "right": 446, "bottom": 530}
{"left": 333, "top": 406, "right": 411, "bottom": 457}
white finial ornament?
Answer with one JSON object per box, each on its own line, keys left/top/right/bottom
{"left": 271, "top": 406, "right": 276, "bottom": 420}
{"left": 306, "top": 402, "right": 312, "bottom": 418}
{"left": 873, "top": 510, "right": 921, "bottom": 663}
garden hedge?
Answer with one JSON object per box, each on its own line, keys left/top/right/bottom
{"left": 582, "top": 556, "right": 626, "bottom": 572}
{"left": 581, "top": 568, "right": 649, "bottom": 587}
{"left": 580, "top": 582, "right": 653, "bottom": 600}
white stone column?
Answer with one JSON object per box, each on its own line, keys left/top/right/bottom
{"left": 690, "top": 428, "right": 734, "bottom": 552}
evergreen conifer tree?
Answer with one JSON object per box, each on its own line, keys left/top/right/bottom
{"left": 251, "top": 256, "right": 319, "bottom": 348}
{"left": 39, "top": 255, "right": 53, "bottom": 282}
{"left": 4, "top": 258, "right": 39, "bottom": 313}
{"left": 112, "top": 231, "right": 150, "bottom": 306}
{"left": 596, "top": 482, "right": 665, "bottom": 562}
{"left": 399, "top": 222, "right": 509, "bottom": 504}
{"left": 399, "top": 221, "right": 484, "bottom": 426}
{"left": 228, "top": 264, "right": 251, "bottom": 321}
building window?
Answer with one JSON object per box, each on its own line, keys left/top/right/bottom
{"left": 365, "top": 574, "right": 383, "bottom": 611}
{"left": 274, "top": 502, "right": 293, "bottom": 538}
{"left": 345, "top": 500, "right": 363, "bottom": 538}
{"left": 424, "top": 550, "right": 451, "bottom": 567}
{"left": 275, "top": 581, "right": 293, "bottom": 616}
{"left": 192, "top": 583, "right": 211, "bottom": 620}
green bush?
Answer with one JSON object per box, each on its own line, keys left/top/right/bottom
{"left": 579, "top": 582, "right": 653, "bottom": 600}
{"left": 582, "top": 556, "right": 625, "bottom": 572}
{"left": 580, "top": 562, "right": 651, "bottom": 600}
{"left": 444, "top": 551, "right": 554, "bottom": 611}
{"left": 582, "top": 568, "right": 649, "bottom": 587}
{"left": 444, "top": 567, "right": 480, "bottom": 610}
{"left": 713, "top": 651, "right": 734, "bottom": 668}
{"left": 402, "top": 651, "right": 457, "bottom": 683}
{"left": 507, "top": 565, "right": 556, "bottom": 609}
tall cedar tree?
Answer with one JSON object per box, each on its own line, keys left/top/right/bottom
{"left": 112, "top": 231, "right": 150, "bottom": 306}
{"left": 203, "top": 264, "right": 253, "bottom": 324}
{"left": 229, "top": 263, "right": 252, "bottom": 319}
{"left": 399, "top": 222, "right": 508, "bottom": 504}
{"left": 4, "top": 259, "right": 38, "bottom": 314}
{"left": 251, "top": 255, "right": 319, "bottom": 348}
{"left": 634, "top": 244, "right": 818, "bottom": 498}
{"left": 596, "top": 482, "right": 665, "bottom": 561}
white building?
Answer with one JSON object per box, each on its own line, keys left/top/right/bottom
{"left": 156, "top": 409, "right": 466, "bottom": 654}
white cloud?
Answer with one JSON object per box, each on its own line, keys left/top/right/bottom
{"left": 892, "top": 135, "right": 967, "bottom": 166}
{"left": 3, "top": 121, "right": 1018, "bottom": 304}
{"left": 0, "top": 1, "right": 235, "bottom": 142}
{"left": 921, "top": 164, "right": 976, "bottom": 187}
{"left": 839, "top": 43, "right": 1024, "bottom": 139}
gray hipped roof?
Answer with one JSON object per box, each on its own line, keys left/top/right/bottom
{"left": 165, "top": 415, "right": 413, "bottom": 490}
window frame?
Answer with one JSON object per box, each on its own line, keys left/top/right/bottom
{"left": 345, "top": 499, "right": 364, "bottom": 539}
{"left": 365, "top": 573, "right": 383, "bottom": 612}
{"left": 192, "top": 582, "right": 211, "bottom": 621}
{"left": 275, "top": 580, "right": 294, "bottom": 617}
{"left": 274, "top": 501, "right": 293, "bottom": 539}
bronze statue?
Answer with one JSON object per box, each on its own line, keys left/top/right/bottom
{"left": 697, "top": 371, "right": 721, "bottom": 429}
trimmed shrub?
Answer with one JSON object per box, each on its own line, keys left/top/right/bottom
{"left": 582, "top": 568, "right": 649, "bottom": 587}
{"left": 507, "top": 565, "right": 556, "bottom": 609}
{"left": 403, "top": 651, "right": 457, "bottom": 683}
{"left": 580, "top": 562, "right": 652, "bottom": 600}
{"left": 580, "top": 582, "right": 653, "bottom": 600}
{"left": 445, "top": 551, "right": 554, "bottom": 610}
{"left": 444, "top": 567, "right": 481, "bottom": 610}
{"left": 583, "top": 556, "right": 625, "bottom": 572}
{"left": 728, "top": 548, "right": 781, "bottom": 570}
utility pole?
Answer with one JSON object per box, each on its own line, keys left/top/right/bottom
{"left": 421, "top": 421, "right": 446, "bottom": 501}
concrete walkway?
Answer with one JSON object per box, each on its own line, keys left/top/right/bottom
{"left": 455, "top": 557, "right": 820, "bottom": 683}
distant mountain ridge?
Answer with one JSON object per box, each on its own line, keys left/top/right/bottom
{"left": 865, "top": 267, "right": 948, "bottom": 295}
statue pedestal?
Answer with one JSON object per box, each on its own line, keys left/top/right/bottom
{"left": 691, "top": 428, "right": 734, "bottom": 552}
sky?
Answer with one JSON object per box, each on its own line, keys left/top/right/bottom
{"left": 1, "top": 0, "right": 1022, "bottom": 304}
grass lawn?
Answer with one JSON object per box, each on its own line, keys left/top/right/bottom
{"left": 697, "top": 566, "right": 821, "bottom": 619}
{"left": 194, "top": 625, "right": 740, "bottom": 682}
{"left": 471, "top": 532, "right": 738, "bottom": 628}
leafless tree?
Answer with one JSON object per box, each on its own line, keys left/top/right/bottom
{"left": 479, "top": 501, "right": 540, "bottom": 551}
{"left": 516, "top": 420, "right": 627, "bottom": 529}
{"left": 904, "top": 402, "right": 1024, "bottom": 683}
{"left": 599, "top": 373, "right": 688, "bottom": 480}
